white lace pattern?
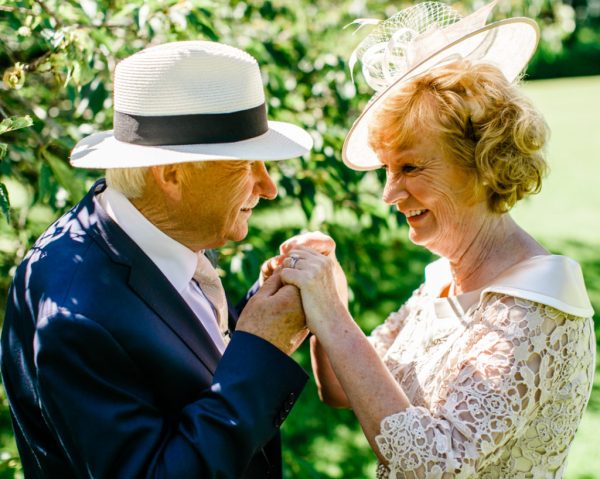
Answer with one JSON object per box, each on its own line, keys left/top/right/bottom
{"left": 369, "top": 288, "right": 595, "bottom": 479}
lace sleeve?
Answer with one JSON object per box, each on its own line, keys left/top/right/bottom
{"left": 375, "top": 295, "right": 593, "bottom": 478}
{"left": 369, "top": 285, "right": 425, "bottom": 357}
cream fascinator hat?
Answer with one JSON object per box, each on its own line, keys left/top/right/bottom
{"left": 342, "top": 0, "right": 540, "bottom": 170}
{"left": 71, "top": 41, "right": 313, "bottom": 168}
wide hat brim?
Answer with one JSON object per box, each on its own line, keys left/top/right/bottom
{"left": 342, "top": 18, "right": 540, "bottom": 171}
{"left": 70, "top": 120, "right": 313, "bottom": 169}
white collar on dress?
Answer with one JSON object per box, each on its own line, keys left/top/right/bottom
{"left": 98, "top": 186, "right": 198, "bottom": 294}
{"left": 424, "top": 255, "right": 594, "bottom": 318}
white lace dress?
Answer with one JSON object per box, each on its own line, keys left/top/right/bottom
{"left": 370, "top": 255, "right": 595, "bottom": 479}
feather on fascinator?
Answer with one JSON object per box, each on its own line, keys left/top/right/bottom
{"left": 342, "top": 0, "right": 540, "bottom": 170}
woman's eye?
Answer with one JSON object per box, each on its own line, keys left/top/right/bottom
{"left": 383, "top": 163, "right": 419, "bottom": 175}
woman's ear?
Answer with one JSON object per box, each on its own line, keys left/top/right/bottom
{"left": 149, "top": 164, "right": 184, "bottom": 202}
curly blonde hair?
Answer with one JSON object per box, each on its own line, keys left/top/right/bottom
{"left": 368, "top": 60, "right": 549, "bottom": 213}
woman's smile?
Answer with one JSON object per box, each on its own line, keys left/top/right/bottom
{"left": 404, "top": 209, "right": 429, "bottom": 225}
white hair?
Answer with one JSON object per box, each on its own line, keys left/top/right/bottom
{"left": 105, "top": 167, "right": 149, "bottom": 199}
{"left": 105, "top": 162, "right": 208, "bottom": 199}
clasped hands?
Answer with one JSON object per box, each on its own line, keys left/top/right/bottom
{"left": 236, "top": 232, "right": 349, "bottom": 355}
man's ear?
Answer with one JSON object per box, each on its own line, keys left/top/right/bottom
{"left": 149, "top": 164, "right": 184, "bottom": 201}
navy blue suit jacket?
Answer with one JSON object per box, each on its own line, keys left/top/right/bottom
{"left": 1, "top": 180, "right": 308, "bottom": 478}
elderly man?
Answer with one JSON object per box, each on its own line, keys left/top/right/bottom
{"left": 1, "top": 41, "right": 313, "bottom": 478}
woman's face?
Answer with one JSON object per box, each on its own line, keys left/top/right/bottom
{"left": 378, "top": 134, "right": 490, "bottom": 259}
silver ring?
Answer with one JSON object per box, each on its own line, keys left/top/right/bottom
{"left": 289, "top": 255, "right": 299, "bottom": 269}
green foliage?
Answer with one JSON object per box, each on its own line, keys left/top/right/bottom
{"left": 0, "top": 1, "right": 598, "bottom": 477}
{"left": 0, "top": 115, "right": 33, "bottom": 221}
{"left": 0, "top": 116, "right": 32, "bottom": 135}
{"left": 0, "top": 184, "right": 9, "bottom": 222}
{"left": 0, "top": 385, "right": 21, "bottom": 479}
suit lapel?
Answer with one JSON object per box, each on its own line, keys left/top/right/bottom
{"left": 84, "top": 180, "right": 222, "bottom": 375}
{"left": 127, "top": 256, "right": 222, "bottom": 374}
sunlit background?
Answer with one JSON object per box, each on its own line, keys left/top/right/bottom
{"left": 1, "top": 1, "right": 599, "bottom": 477}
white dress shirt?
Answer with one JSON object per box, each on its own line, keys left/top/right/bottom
{"left": 98, "top": 186, "right": 226, "bottom": 353}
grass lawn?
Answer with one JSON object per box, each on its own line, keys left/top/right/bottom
{"left": 515, "top": 75, "right": 600, "bottom": 479}
{"left": 514, "top": 75, "right": 600, "bottom": 245}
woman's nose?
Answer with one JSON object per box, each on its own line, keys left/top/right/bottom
{"left": 382, "top": 177, "right": 409, "bottom": 205}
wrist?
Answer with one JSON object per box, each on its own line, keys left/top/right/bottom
{"left": 310, "top": 303, "right": 354, "bottom": 344}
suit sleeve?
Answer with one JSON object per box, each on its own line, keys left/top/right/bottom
{"left": 35, "top": 311, "right": 307, "bottom": 479}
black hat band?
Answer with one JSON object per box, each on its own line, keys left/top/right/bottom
{"left": 113, "top": 103, "right": 269, "bottom": 146}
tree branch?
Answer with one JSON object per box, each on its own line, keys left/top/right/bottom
{"left": 23, "top": 51, "right": 53, "bottom": 73}
{"left": 34, "top": 0, "right": 63, "bottom": 29}
{"left": 0, "top": 6, "right": 35, "bottom": 14}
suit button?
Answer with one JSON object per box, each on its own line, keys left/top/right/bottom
{"left": 274, "top": 392, "right": 299, "bottom": 427}
{"left": 284, "top": 392, "right": 296, "bottom": 409}
{"left": 274, "top": 412, "right": 285, "bottom": 427}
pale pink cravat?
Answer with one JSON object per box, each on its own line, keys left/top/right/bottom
{"left": 193, "top": 252, "right": 229, "bottom": 342}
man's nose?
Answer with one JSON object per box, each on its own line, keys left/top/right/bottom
{"left": 382, "top": 176, "right": 409, "bottom": 205}
{"left": 253, "top": 162, "right": 278, "bottom": 200}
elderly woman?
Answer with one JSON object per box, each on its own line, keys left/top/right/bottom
{"left": 276, "top": 58, "right": 595, "bottom": 478}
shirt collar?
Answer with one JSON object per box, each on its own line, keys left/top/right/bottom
{"left": 424, "top": 255, "right": 594, "bottom": 318}
{"left": 98, "top": 186, "right": 197, "bottom": 293}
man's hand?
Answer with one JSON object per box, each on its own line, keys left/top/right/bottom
{"left": 259, "top": 255, "right": 285, "bottom": 286}
{"left": 236, "top": 272, "right": 309, "bottom": 356}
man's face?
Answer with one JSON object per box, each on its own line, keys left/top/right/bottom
{"left": 175, "top": 160, "right": 277, "bottom": 250}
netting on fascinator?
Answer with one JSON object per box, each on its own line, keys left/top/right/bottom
{"left": 342, "top": 0, "right": 540, "bottom": 170}
{"left": 348, "top": 1, "right": 497, "bottom": 91}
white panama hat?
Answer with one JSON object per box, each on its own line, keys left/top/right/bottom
{"left": 70, "top": 41, "right": 313, "bottom": 169}
{"left": 342, "top": 0, "right": 540, "bottom": 171}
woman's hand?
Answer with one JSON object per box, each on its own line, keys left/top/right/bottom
{"left": 279, "top": 231, "right": 336, "bottom": 257}
{"left": 280, "top": 232, "right": 348, "bottom": 307}
{"left": 280, "top": 246, "right": 348, "bottom": 336}
{"left": 259, "top": 231, "right": 347, "bottom": 288}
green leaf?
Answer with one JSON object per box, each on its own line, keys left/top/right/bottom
{"left": 0, "top": 116, "right": 33, "bottom": 136}
{"left": 37, "top": 162, "right": 53, "bottom": 203}
{"left": 41, "top": 148, "right": 84, "bottom": 204}
{"left": 0, "top": 143, "right": 7, "bottom": 160}
{"left": 0, "top": 182, "right": 10, "bottom": 222}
